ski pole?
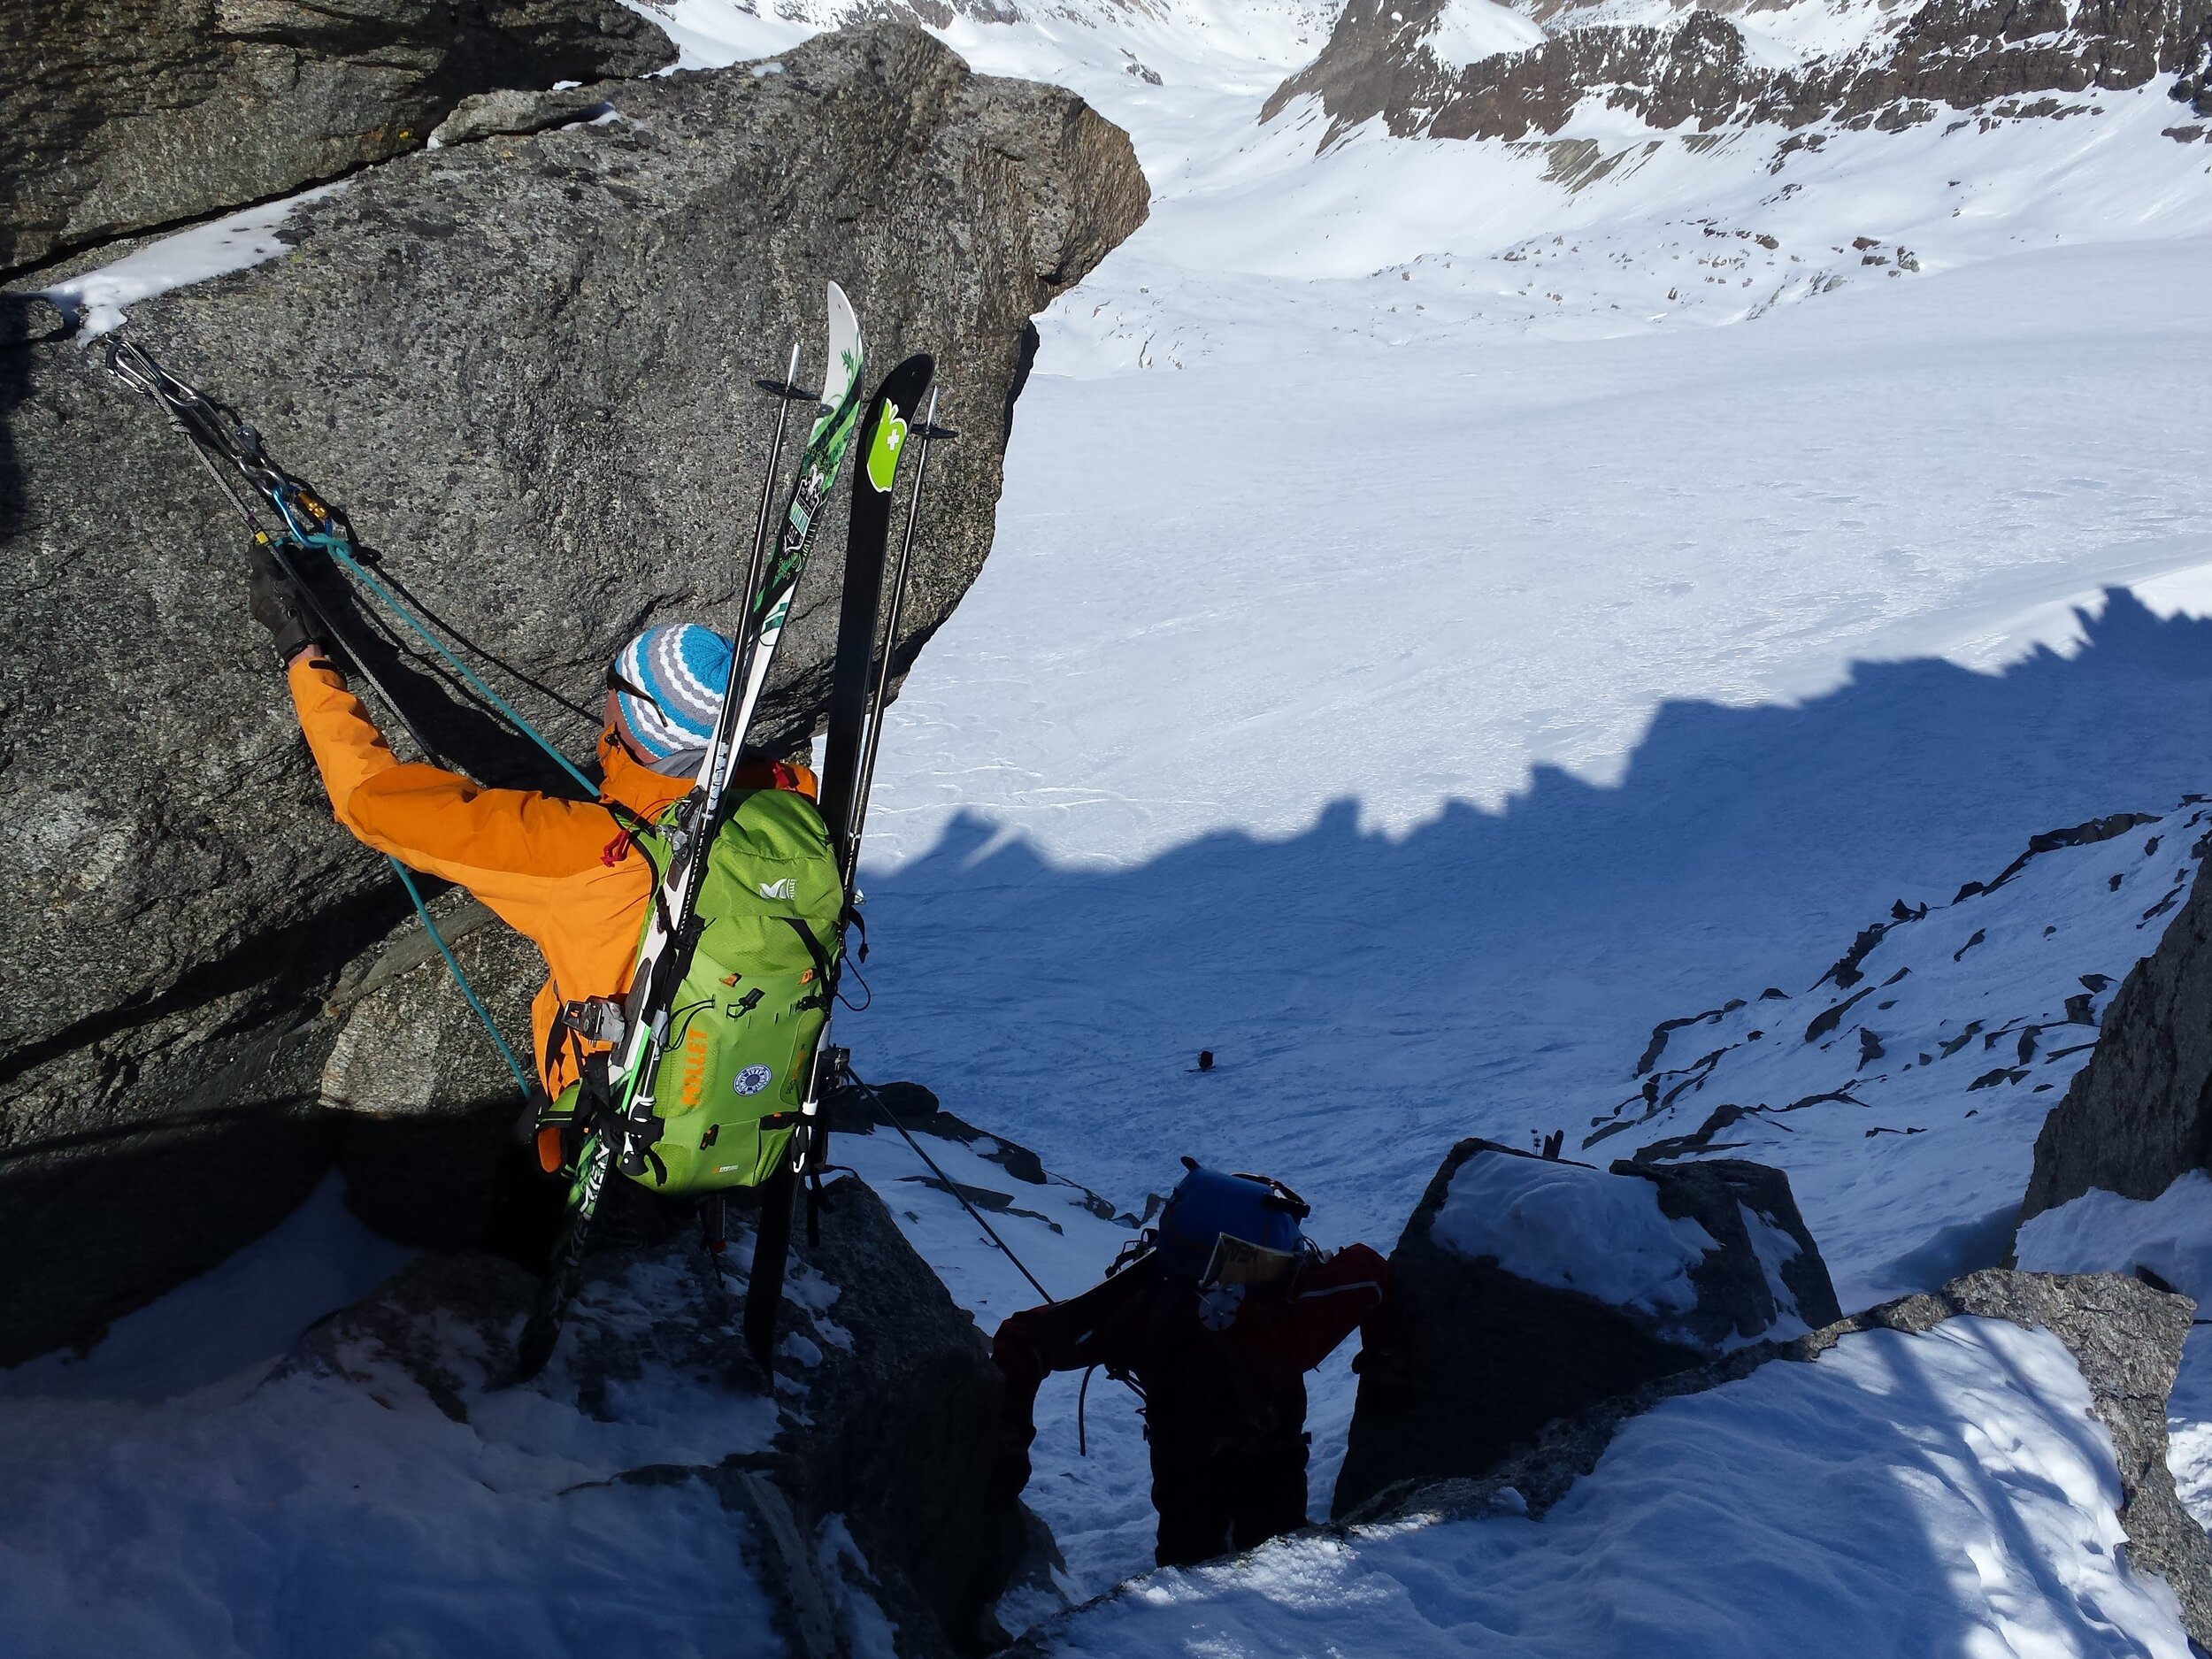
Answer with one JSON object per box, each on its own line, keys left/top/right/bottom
{"left": 730, "top": 342, "right": 804, "bottom": 687}
{"left": 108, "top": 339, "right": 441, "bottom": 765}
{"left": 844, "top": 386, "right": 956, "bottom": 887}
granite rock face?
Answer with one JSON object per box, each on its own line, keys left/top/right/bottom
{"left": 1264, "top": 0, "right": 2212, "bottom": 147}
{"left": 0, "top": 0, "right": 677, "bottom": 276}
{"left": 2020, "top": 846, "right": 2212, "bottom": 1228}
{"left": 1348, "top": 1269, "right": 2212, "bottom": 1648}
{"left": 317, "top": 900, "right": 546, "bottom": 1253}
{"left": 1332, "top": 1137, "right": 1839, "bottom": 1516}
{"left": 0, "top": 21, "right": 1148, "bottom": 1363}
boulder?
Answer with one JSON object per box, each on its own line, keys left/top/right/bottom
{"left": 0, "top": 0, "right": 676, "bottom": 278}
{"left": 303, "top": 1165, "right": 1028, "bottom": 1655}
{"left": 0, "top": 21, "right": 1148, "bottom": 1364}
{"left": 1346, "top": 1269, "right": 2212, "bottom": 1650}
{"left": 317, "top": 898, "right": 548, "bottom": 1253}
{"left": 2019, "top": 849, "right": 2212, "bottom": 1231}
{"left": 1332, "top": 1137, "right": 1839, "bottom": 1517}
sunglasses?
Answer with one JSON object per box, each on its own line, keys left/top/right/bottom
{"left": 604, "top": 665, "right": 662, "bottom": 710}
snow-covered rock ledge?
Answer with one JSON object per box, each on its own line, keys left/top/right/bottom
{"left": 1333, "top": 1136, "right": 1841, "bottom": 1515}
{"left": 0, "top": 1166, "right": 1033, "bottom": 1656}
{"left": 1028, "top": 1270, "right": 2212, "bottom": 1658}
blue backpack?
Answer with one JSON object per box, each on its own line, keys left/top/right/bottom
{"left": 1154, "top": 1158, "right": 1310, "bottom": 1285}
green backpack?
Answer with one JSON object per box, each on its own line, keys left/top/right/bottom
{"left": 545, "top": 786, "right": 846, "bottom": 1194}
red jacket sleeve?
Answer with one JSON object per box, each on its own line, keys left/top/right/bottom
{"left": 991, "top": 1263, "right": 1153, "bottom": 1452}
{"left": 1228, "top": 1243, "right": 1393, "bottom": 1387}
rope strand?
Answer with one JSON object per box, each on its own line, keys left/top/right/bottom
{"left": 390, "top": 861, "right": 534, "bottom": 1101}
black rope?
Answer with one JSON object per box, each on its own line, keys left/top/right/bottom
{"left": 844, "top": 1068, "right": 1054, "bottom": 1303}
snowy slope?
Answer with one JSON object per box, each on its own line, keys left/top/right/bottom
{"left": 0, "top": 1181, "right": 791, "bottom": 1658}
{"left": 1038, "top": 1316, "right": 2197, "bottom": 1658}
{"left": 1594, "top": 801, "right": 2212, "bottom": 1311}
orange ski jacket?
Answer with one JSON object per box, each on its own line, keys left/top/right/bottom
{"left": 287, "top": 656, "right": 817, "bottom": 1105}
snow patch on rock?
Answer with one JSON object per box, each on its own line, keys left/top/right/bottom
{"left": 1432, "top": 1149, "right": 1717, "bottom": 1314}
{"left": 2016, "top": 1171, "right": 2212, "bottom": 1302}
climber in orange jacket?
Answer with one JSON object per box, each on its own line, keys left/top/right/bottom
{"left": 248, "top": 547, "right": 815, "bottom": 1171}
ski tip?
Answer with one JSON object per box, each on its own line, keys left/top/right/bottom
{"left": 824, "top": 282, "right": 864, "bottom": 406}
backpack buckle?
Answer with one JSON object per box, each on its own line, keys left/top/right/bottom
{"left": 558, "top": 996, "right": 627, "bottom": 1048}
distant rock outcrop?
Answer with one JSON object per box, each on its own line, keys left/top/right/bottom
{"left": 0, "top": 0, "right": 677, "bottom": 276}
{"left": 1332, "top": 1137, "right": 1839, "bottom": 1517}
{"left": 2020, "top": 849, "right": 2212, "bottom": 1228}
{"left": 1264, "top": 0, "right": 2212, "bottom": 148}
{"left": 0, "top": 21, "right": 1148, "bottom": 1365}
{"left": 1343, "top": 1269, "right": 2212, "bottom": 1649}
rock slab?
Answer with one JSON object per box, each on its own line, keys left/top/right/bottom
{"left": 1332, "top": 1136, "right": 1839, "bottom": 1517}
{"left": 0, "top": 0, "right": 677, "bottom": 276}
{"left": 1267, "top": 0, "right": 2212, "bottom": 147}
{"left": 2020, "top": 846, "right": 2212, "bottom": 1229}
{"left": 0, "top": 21, "right": 1147, "bottom": 1364}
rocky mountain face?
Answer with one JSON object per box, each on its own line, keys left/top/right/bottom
{"left": 2020, "top": 847, "right": 2212, "bottom": 1227}
{"left": 0, "top": 21, "right": 1147, "bottom": 1365}
{"left": 1333, "top": 1136, "right": 1840, "bottom": 1516}
{"left": 0, "top": 0, "right": 678, "bottom": 277}
{"left": 1263, "top": 0, "right": 2212, "bottom": 146}
{"left": 1340, "top": 1268, "right": 2212, "bottom": 1647}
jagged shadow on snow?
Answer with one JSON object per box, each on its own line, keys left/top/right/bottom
{"left": 851, "top": 588, "right": 2212, "bottom": 1248}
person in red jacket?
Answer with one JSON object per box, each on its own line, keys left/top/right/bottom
{"left": 992, "top": 1161, "right": 1392, "bottom": 1567}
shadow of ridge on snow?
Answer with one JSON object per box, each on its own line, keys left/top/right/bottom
{"left": 1004, "top": 1271, "right": 2211, "bottom": 1657}
{"left": 857, "top": 589, "right": 2212, "bottom": 1244}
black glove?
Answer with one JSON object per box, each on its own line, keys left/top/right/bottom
{"left": 248, "top": 543, "right": 319, "bottom": 663}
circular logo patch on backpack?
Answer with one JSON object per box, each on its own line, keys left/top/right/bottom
{"left": 1196, "top": 1282, "right": 1246, "bottom": 1331}
{"left": 734, "top": 1064, "right": 773, "bottom": 1097}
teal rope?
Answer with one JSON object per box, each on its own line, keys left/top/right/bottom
{"left": 284, "top": 514, "right": 598, "bottom": 798}
{"left": 390, "top": 858, "right": 534, "bottom": 1102}
{"left": 265, "top": 504, "right": 575, "bottom": 1103}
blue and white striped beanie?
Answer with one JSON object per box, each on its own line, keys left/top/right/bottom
{"left": 609, "top": 624, "right": 734, "bottom": 762}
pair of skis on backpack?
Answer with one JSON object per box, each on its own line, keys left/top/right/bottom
{"left": 513, "top": 285, "right": 951, "bottom": 1384}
